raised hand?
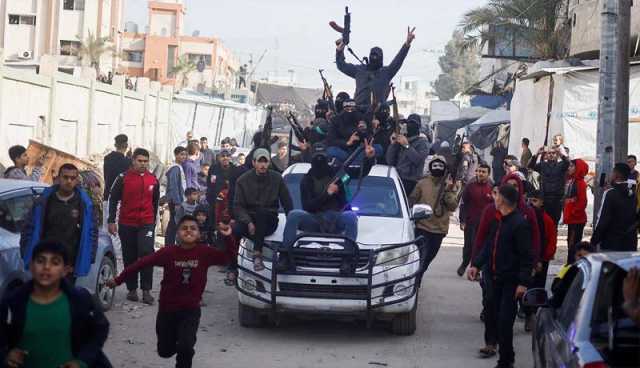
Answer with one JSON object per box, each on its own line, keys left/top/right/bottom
{"left": 336, "top": 38, "right": 345, "bottom": 51}
{"left": 406, "top": 27, "right": 416, "bottom": 46}
{"left": 364, "top": 138, "right": 376, "bottom": 159}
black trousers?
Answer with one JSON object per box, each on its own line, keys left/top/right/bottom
{"left": 415, "top": 229, "right": 445, "bottom": 275}
{"left": 165, "top": 204, "right": 178, "bottom": 246}
{"left": 156, "top": 308, "right": 201, "bottom": 368}
{"left": 119, "top": 223, "right": 155, "bottom": 291}
{"left": 484, "top": 276, "right": 518, "bottom": 367}
{"left": 461, "top": 222, "right": 478, "bottom": 268}
{"left": 233, "top": 209, "right": 279, "bottom": 252}
{"left": 525, "top": 261, "right": 549, "bottom": 317}
{"left": 543, "top": 196, "right": 563, "bottom": 225}
{"left": 566, "top": 223, "right": 585, "bottom": 264}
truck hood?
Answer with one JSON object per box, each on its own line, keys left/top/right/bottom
{"left": 267, "top": 215, "right": 409, "bottom": 248}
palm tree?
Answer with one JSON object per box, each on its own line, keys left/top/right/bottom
{"left": 171, "top": 56, "right": 197, "bottom": 90}
{"left": 459, "top": 0, "right": 570, "bottom": 60}
{"left": 77, "top": 31, "right": 114, "bottom": 76}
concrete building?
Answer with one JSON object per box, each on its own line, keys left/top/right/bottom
{"left": 395, "top": 76, "right": 435, "bottom": 117}
{"left": 120, "top": 0, "right": 239, "bottom": 93}
{"left": 569, "top": 0, "right": 640, "bottom": 58}
{"left": 0, "top": 0, "right": 124, "bottom": 74}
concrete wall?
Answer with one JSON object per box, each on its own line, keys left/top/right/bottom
{"left": 569, "top": 0, "right": 640, "bottom": 57}
{"left": 0, "top": 51, "right": 264, "bottom": 166}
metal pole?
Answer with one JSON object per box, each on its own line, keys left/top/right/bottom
{"left": 595, "top": 0, "right": 631, "bottom": 222}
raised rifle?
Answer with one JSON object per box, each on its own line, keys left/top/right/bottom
{"left": 260, "top": 106, "right": 274, "bottom": 149}
{"left": 286, "top": 111, "right": 306, "bottom": 142}
{"left": 343, "top": 6, "right": 351, "bottom": 45}
{"left": 390, "top": 84, "right": 401, "bottom": 134}
{"left": 432, "top": 134, "right": 465, "bottom": 217}
{"left": 319, "top": 69, "right": 336, "bottom": 113}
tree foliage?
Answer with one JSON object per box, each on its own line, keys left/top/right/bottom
{"left": 432, "top": 31, "right": 480, "bottom": 101}
{"left": 458, "top": 0, "right": 570, "bottom": 59}
{"left": 77, "top": 31, "right": 114, "bottom": 76}
{"left": 172, "top": 56, "right": 197, "bottom": 89}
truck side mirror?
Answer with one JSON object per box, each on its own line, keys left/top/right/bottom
{"left": 410, "top": 204, "right": 432, "bottom": 221}
{"left": 522, "top": 288, "right": 550, "bottom": 308}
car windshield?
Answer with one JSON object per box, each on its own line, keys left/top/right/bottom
{"left": 283, "top": 173, "right": 402, "bottom": 218}
{"left": 0, "top": 195, "right": 35, "bottom": 233}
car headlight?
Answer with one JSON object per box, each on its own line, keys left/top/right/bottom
{"left": 376, "top": 247, "right": 411, "bottom": 266}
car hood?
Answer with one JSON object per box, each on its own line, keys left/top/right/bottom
{"left": 0, "top": 227, "right": 19, "bottom": 252}
{"left": 267, "top": 214, "right": 409, "bottom": 248}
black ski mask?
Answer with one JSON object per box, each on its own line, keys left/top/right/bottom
{"left": 310, "top": 144, "right": 332, "bottom": 178}
{"left": 429, "top": 158, "right": 447, "bottom": 177}
{"left": 406, "top": 119, "right": 420, "bottom": 138}
{"left": 335, "top": 92, "right": 350, "bottom": 114}
{"left": 368, "top": 47, "right": 383, "bottom": 71}
{"left": 315, "top": 100, "right": 329, "bottom": 119}
{"left": 375, "top": 103, "right": 390, "bottom": 122}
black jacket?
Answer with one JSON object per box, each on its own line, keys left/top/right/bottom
{"left": 327, "top": 111, "right": 365, "bottom": 151}
{"left": 473, "top": 209, "right": 534, "bottom": 286}
{"left": 591, "top": 181, "right": 639, "bottom": 251}
{"left": 0, "top": 281, "right": 112, "bottom": 367}
{"left": 206, "top": 163, "right": 236, "bottom": 207}
{"left": 528, "top": 154, "right": 570, "bottom": 198}
{"left": 336, "top": 44, "right": 410, "bottom": 110}
{"left": 233, "top": 169, "right": 293, "bottom": 224}
{"left": 102, "top": 151, "right": 130, "bottom": 200}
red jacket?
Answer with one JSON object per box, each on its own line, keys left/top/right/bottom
{"left": 107, "top": 169, "right": 160, "bottom": 226}
{"left": 460, "top": 178, "right": 493, "bottom": 226}
{"left": 541, "top": 210, "right": 557, "bottom": 261}
{"left": 563, "top": 159, "right": 588, "bottom": 225}
{"left": 114, "top": 244, "right": 229, "bottom": 311}
{"left": 472, "top": 173, "right": 541, "bottom": 263}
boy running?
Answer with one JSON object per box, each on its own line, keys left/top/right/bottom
{"left": 106, "top": 215, "right": 230, "bottom": 368}
{"left": 1, "top": 241, "right": 111, "bottom": 368}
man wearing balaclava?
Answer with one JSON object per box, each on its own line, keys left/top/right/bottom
{"left": 327, "top": 98, "right": 382, "bottom": 165}
{"left": 386, "top": 116, "right": 429, "bottom": 195}
{"left": 371, "top": 102, "right": 395, "bottom": 163}
{"left": 334, "top": 92, "right": 350, "bottom": 115}
{"left": 336, "top": 27, "right": 416, "bottom": 111}
{"left": 279, "top": 143, "right": 376, "bottom": 273}
{"left": 409, "top": 156, "right": 461, "bottom": 278}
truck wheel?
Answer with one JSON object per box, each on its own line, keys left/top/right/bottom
{"left": 238, "top": 302, "right": 264, "bottom": 328}
{"left": 94, "top": 257, "right": 116, "bottom": 311}
{"left": 391, "top": 300, "right": 417, "bottom": 336}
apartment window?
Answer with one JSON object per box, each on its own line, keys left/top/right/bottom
{"left": 9, "top": 15, "right": 36, "bottom": 25}
{"left": 124, "top": 50, "right": 144, "bottom": 63}
{"left": 63, "top": 0, "right": 85, "bottom": 11}
{"left": 187, "top": 54, "right": 212, "bottom": 66}
{"left": 60, "top": 40, "right": 81, "bottom": 56}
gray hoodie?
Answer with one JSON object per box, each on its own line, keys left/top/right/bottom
{"left": 385, "top": 136, "right": 430, "bottom": 182}
{"left": 3, "top": 166, "right": 42, "bottom": 181}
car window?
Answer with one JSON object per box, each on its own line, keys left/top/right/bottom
{"left": 557, "top": 269, "right": 585, "bottom": 331}
{"left": 0, "top": 195, "right": 35, "bottom": 233}
{"left": 283, "top": 174, "right": 402, "bottom": 218}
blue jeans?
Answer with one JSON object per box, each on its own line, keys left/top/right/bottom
{"left": 326, "top": 144, "right": 383, "bottom": 166}
{"left": 283, "top": 209, "right": 358, "bottom": 249}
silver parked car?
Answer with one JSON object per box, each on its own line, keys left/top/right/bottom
{"left": 0, "top": 179, "right": 117, "bottom": 310}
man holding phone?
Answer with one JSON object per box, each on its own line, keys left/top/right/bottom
{"left": 280, "top": 142, "right": 376, "bottom": 272}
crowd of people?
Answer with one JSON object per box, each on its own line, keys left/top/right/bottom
{"left": 2, "top": 27, "right": 640, "bottom": 368}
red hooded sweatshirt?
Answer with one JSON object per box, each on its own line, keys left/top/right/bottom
{"left": 472, "top": 172, "right": 541, "bottom": 263}
{"left": 563, "top": 159, "right": 588, "bottom": 225}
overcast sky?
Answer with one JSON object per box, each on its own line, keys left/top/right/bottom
{"left": 125, "top": 0, "right": 487, "bottom": 91}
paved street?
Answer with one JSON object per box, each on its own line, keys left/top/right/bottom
{"left": 103, "top": 226, "right": 546, "bottom": 368}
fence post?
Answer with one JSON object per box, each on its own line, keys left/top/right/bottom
{"left": 47, "top": 75, "right": 58, "bottom": 146}
{"left": 86, "top": 79, "right": 96, "bottom": 156}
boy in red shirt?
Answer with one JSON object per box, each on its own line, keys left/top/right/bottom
{"left": 107, "top": 215, "right": 230, "bottom": 368}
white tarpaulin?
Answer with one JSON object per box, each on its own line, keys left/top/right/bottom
{"left": 509, "top": 65, "right": 640, "bottom": 161}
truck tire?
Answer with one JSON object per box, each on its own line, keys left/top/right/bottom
{"left": 238, "top": 302, "right": 264, "bottom": 328}
{"left": 391, "top": 299, "right": 417, "bottom": 336}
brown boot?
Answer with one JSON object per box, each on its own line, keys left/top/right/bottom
{"left": 142, "top": 290, "right": 155, "bottom": 305}
{"left": 126, "top": 290, "right": 139, "bottom": 302}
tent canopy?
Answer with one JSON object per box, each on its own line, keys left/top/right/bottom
{"left": 467, "top": 110, "right": 510, "bottom": 150}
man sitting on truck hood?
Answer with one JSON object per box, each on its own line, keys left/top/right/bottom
{"left": 279, "top": 142, "right": 376, "bottom": 273}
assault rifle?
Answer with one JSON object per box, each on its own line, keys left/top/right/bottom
{"left": 260, "top": 106, "right": 274, "bottom": 149}
{"left": 342, "top": 7, "right": 351, "bottom": 45}
{"left": 285, "top": 112, "right": 306, "bottom": 142}
{"left": 319, "top": 69, "right": 336, "bottom": 113}
{"left": 390, "top": 84, "right": 401, "bottom": 134}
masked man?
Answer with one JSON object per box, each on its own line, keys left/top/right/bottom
{"left": 336, "top": 28, "right": 415, "bottom": 111}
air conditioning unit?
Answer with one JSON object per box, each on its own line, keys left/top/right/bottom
{"left": 18, "top": 50, "right": 33, "bottom": 59}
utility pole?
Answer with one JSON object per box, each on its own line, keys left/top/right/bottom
{"left": 595, "top": 0, "right": 631, "bottom": 221}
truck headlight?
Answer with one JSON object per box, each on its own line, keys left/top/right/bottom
{"left": 376, "top": 247, "right": 411, "bottom": 266}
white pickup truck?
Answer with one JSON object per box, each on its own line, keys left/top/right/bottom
{"left": 236, "top": 163, "right": 431, "bottom": 335}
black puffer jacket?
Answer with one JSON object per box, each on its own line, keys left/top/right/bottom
{"left": 327, "top": 111, "right": 365, "bottom": 150}
{"left": 591, "top": 181, "right": 639, "bottom": 251}
{"left": 529, "top": 154, "right": 570, "bottom": 198}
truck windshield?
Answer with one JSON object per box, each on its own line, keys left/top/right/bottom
{"left": 283, "top": 174, "right": 402, "bottom": 218}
